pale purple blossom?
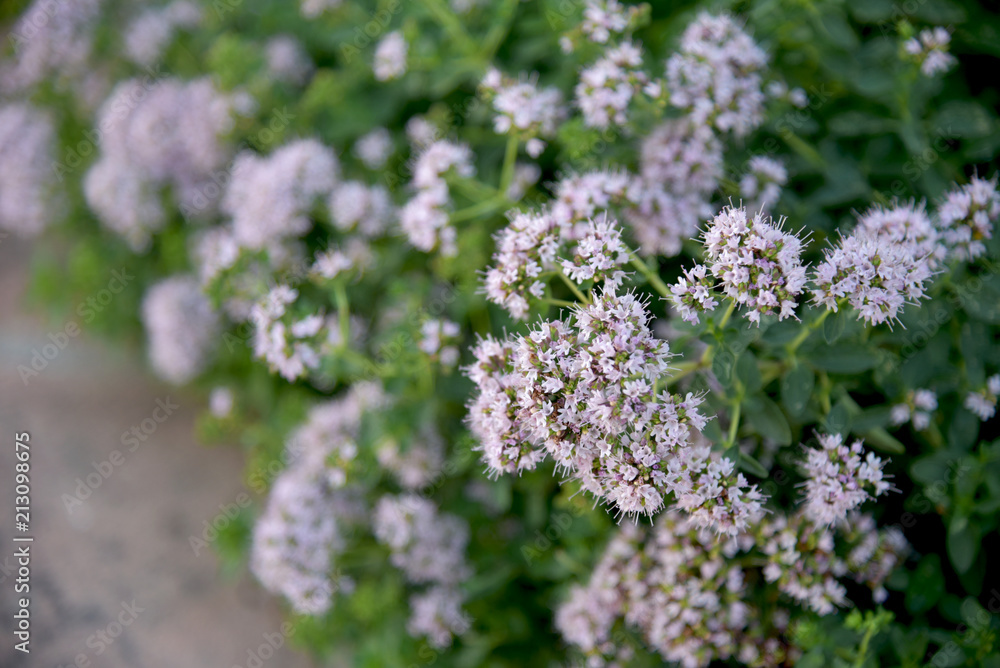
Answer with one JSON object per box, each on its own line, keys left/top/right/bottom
{"left": 665, "top": 13, "right": 768, "bottom": 137}
{"left": 936, "top": 175, "right": 1000, "bottom": 262}
{"left": 354, "top": 127, "right": 393, "bottom": 170}
{"left": 800, "top": 433, "right": 891, "bottom": 527}
{"left": 811, "top": 225, "right": 934, "bottom": 326}
{"left": 695, "top": 206, "right": 808, "bottom": 325}
{"left": 141, "top": 275, "right": 221, "bottom": 385}
{"left": 575, "top": 41, "right": 648, "bottom": 128}
{"left": 626, "top": 119, "right": 722, "bottom": 256}
{"left": 0, "top": 103, "right": 57, "bottom": 237}
{"left": 224, "top": 138, "right": 339, "bottom": 250}
{"left": 739, "top": 156, "right": 788, "bottom": 214}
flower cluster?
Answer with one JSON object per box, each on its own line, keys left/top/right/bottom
{"left": 800, "top": 433, "right": 891, "bottom": 527}
{"left": 672, "top": 206, "right": 808, "bottom": 325}
{"left": 0, "top": 103, "right": 56, "bottom": 238}
{"left": 811, "top": 219, "right": 934, "bottom": 326}
{"left": 557, "top": 517, "right": 773, "bottom": 668}
{"left": 85, "top": 77, "right": 251, "bottom": 250}
{"left": 125, "top": 1, "right": 202, "bottom": 67}
{"left": 665, "top": 13, "right": 769, "bottom": 137}
{"left": 376, "top": 430, "right": 445, "bottom": 491}
{"left": 482, "top": 211, "right": 565, "bottom": 320}
{"left": 250, "top": 383, "right": 383, "bottom": 615}
{"left": 354, "top": 127, "right": 394, "bottom": 170}
{"left": 560, "top": 214, "right": 630, "bottom": 289}
{"left": 626, "top": 119, "right": 723, "bottom": 256}
{"left": 739, "top": 156, "right": 788, "bottom": 214}
{"left": 287, "top": 383, "right": 386, "bottom": 487}
{"left": 223, "top": 138, "right": 340, "bottom": 251}
{"left": 576, "top": 41, "right": 649, "bottom": 129}
{"left": 141, "top": 275, "right": 221, "bottom": 385}
{"left": 965, "top": 374, "right": 1000, "bottom": 421}
{"left": 904, "top": 27, "right": 957, "bottom": 77}
{"left": 551, "top": 169, "right": 632, "bottom": 233}
{"left": 580, "top": 0, "right": 641, "bottom": 45}
{"left": 373, "top": 494, "right": 472, "bottom": 647}
{"left": 266, "top": 35, "right": 314, "bottom": 85}
{"left": 670, "top": 264, "right": 718, "bottom": 324}
{"left": 250, "top": 465, "right": 350, "bottom": 615}
{"left": 936, "top": 175, "right": 1000, "bottom": 261}
{"left": 891, "top": 389, "right": 937, "bottom": 430}
{"left": 760, "top": 510, "right": 908, "bottom": 613}
{"left": 481, "top": 69, "right": 567, "bottom": 157}
{"left": 400, "top": 140, "right": 475, "bottom": 256}
{"left": 419, "top": 319, "right": 462, "bottom": 369}
{"left": 467, "top": 289, "right": 765, "bottom": 526}
{"left": 483, "top": 212, "right": 632, "bottom": 320}
{"left": 0, "top": 0, "right": 102, "bottom": 95}
{"left": 250, "top": 284, "right": 358, "bottom": 381}
{"left": 558, "top": 492, "right": 908, "bottom": 666}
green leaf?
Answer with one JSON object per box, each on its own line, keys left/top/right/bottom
{"left": 948, "top": 409, "right": 980, "bottom": 451}
{"left": 947, "top": 519, "right": 980, "bottom": 573}
{"left": 860, "top": 427, "right": 906, "bottom": 454}
{"left": 781, "top": 364, "right": 815, "bottom": 417}
{"left": 823, "top": 309, "right": 846, "bottom": 344}
{"left": 745, "top": 395, "right": 793, "bottom": 446}
{"left": 736, "top": 352, "right": 762, "bottom": 394}
{"left": 824, "top": 402, "right": 852, "bottom": 435}
{"left": 712, "top": 347, "right": 735, "bottom": 388}
{"left": 738, "top": 452, "right": 770, "bottom": 478}
{"left": 809, "top": 344, "right": 881, "bottom": 374}
{"left": 905, "top": 554, "right": 945, "bottom": 614}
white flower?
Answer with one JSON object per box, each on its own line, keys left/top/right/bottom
{"left": 904, "top": 27, "right": 957, "bottom": 77}
{"left": 224, "top": 138, "right": 339, "bottom": 250}
{"left": 739, "top": 156, "right": 788, "bottom": 214}
{"left": 374, "top": 31, "right": 407, "bottom": 81}
{"left": 266, "top": 34, "right": 313, "bottom": 84}
{"left": 354, "top": 127, "right": 393, "bottom": 170}
{"left": 965, "top": 374, "right": 999, "bottom": 421}
{"left": 209, "top": 387, "right": 234, "bottom": 418}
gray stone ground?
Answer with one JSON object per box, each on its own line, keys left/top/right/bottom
{"left": 0, "top": 238, "right": 313, "bottom": 668}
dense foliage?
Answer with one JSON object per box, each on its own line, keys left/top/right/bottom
{"left": 4, "top": 0, "right": 1000, "bottom": 666}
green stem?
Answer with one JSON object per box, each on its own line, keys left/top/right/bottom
{"left": 717, "top": 300, "right": 737, "bottom": 330}
{"left": 498, "top": 132, "right": 519, "bottom": 195}
{"left": 542, "top": 297, "right": 577, "bottom": 309}
{"left": 557, "top": 271, "right": 590, "bottom": 305}
{"left": 787, "top": 307, "right": 833, "bottom": 354}
{"left": 726, "top": 400, "right": 742, "bottom": 447}
{"left": 852, "top": 624, "right": 876, "bottom": 668}
{"left": 481, "top": 0, "right": 519, "bottom": 61}
{"left": 450, "top": 195, "right": 505, "bottom": 223}
{"left": 665, "top": 359, "right": 703, "bottom": 387}
{"left": 628, "top": 252, "right": 671, "bottom": 299}
{"left": 419, "top": 0, "right": 477, "bottom": 54}
{"left": 333, "top": 283, "right": 350, "bottom": 348}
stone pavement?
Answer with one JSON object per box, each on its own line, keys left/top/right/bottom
{"left": 0, "top": 238, "right": 313, "bottom": 668}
